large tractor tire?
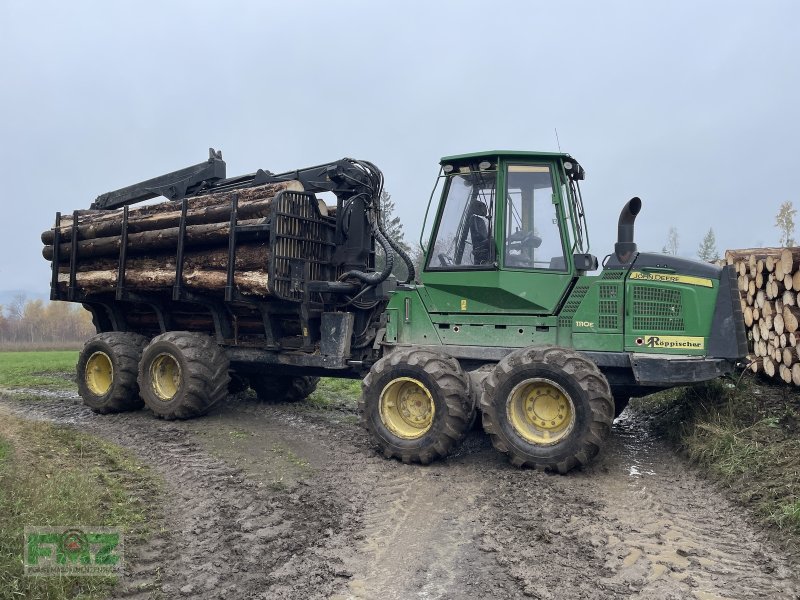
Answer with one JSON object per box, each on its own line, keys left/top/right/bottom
{"left": 77, "top": 332, "right": 149, "bottom": 414}
{"left": 360, "top": 348, "right": 472, "bottom": 465}
{"left": 250, "top": 375, "right": 319, "bottom": 403}
{"left": 137, "top": 332, "right": 230, "bottom": 420}
{"left": 480, "top": 346, "right": 613, "bottom": 474}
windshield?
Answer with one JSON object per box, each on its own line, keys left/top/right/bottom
{"left": 427, "top": 167, "right": 497, "bottom": 268}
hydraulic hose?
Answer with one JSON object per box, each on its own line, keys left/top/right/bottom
{"left": 339, "top": 226, "right": 394, "bottom": 286}
{"left": 376, "top": 212, "right": 415, "bottom": 284}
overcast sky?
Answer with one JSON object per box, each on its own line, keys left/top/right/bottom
{"left": 1, "top": 0, "right": 798, "bottom": 298}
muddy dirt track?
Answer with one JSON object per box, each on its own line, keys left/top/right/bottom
{"left": 2, "top": 392, "right": 798, "bottom": 600}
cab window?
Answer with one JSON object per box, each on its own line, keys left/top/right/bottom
{"left": 504, "top": 164, "right": 566, "bottom": 270}
{"left": 427, "top": 166, "right": 496, "bottom": 269}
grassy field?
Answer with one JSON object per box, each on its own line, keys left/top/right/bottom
{"left": 0, "top": 411, "right": 159, "bottom": 600}
{"left": 632, "top": 376, "right": 800, "bottom": 548}
{"left": 0, "top": 350, "right": 159, "bottom": 599}
{"left": 0, "top": 350, "right": 78, "bottom": 390}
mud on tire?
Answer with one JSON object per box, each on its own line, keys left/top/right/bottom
{"left": 480, "top": 346, "right": 613, "bottom": 474}
{"left": 77, "top": 332, "right": 149, "bottom": 414}
{"left": 250, "top": 375, "right": 319, "bottom": 403}
{"left": 138, "top": 331, "right": 230, "bottom": 420}
{"left": 360, "top": 348, "right": 472, "bottom": 465}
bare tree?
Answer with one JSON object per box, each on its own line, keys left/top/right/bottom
{"left": 662, "top": 226, "right": 679, "bottom": 255}
{"left": 775, "top": 201, "right": 797, "bottom": 247}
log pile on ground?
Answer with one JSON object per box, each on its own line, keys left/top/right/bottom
{"left": 726, "top": 247, "right": 800, "bottom": 385}
{"left": 41, "top": 181, "right": 305, "bottom": 298}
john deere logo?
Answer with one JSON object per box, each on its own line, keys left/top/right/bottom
{"left": 24, "top": 526, "right": 123, "bottom": 576}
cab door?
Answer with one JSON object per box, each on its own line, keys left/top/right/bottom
{"left": 421, "top": 160, "right": 574, "bottom": 315}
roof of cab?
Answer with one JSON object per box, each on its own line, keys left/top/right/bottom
{"left": 440, "top": 150, "right": 574, "bottom": 163}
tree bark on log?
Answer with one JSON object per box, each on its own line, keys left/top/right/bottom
{"left": 63, "top": 244, "right": 269, "bottom": 273}
{"left": 43, "top": 217, "right": 268, "bottom": 262}
{"left": 41, "top": 181, "right": 303, "bottom": 244}
{"left": 57, "top": 267, "right": 270, "bottom": 297}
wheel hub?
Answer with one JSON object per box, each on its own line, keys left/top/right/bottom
{"left": 379, "top": 377, "right": 435, "bottom": 439}
{"left": 85, "top": 351, "right": 113, "bottom": 396}
{"left": 150, "top": 353, "right": 181, "bottom": 401}
{"left": 507, "top": 379, "right": 575, "bottom": 445}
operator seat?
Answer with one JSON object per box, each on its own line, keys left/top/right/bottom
{"left": 469, "top": 200, "right": 491, "bottom": 264}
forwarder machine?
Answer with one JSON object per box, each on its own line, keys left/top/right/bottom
{"left": 49, "top": 150, "right": 747, "bottom": 473}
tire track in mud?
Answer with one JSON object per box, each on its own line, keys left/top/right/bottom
{"left": 477, "top": 412, "right": 800, "bottom": 599}
{"left": 3, "top": 394, "right": 799, "bottom": 600}
{"left": 0, "top": 397, "right": 355, "bottom": 599}
{"left": 339, "top": 464, "right": 483, "bottom": 600}
{"left": 585, "top": 414, "right": 799, "bottom": 599}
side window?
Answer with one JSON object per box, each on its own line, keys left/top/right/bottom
{"left": 504, "top": 164, "right": 565, "bottom": 270}
{"left": 427, "top": 169, "right": 496, "bottom": 269}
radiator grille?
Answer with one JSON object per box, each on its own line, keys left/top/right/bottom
{"left": 558, "top": 284, "right": 590, "bottom": 328}
{"left": 601, "top": 270, "right": 624, "bottom": 280}
{"left": 269, "top": 191, "right": 336, "bottom": 302}
{"left": 632, "top": 286, "right": 685, "bottom": 331}
{"left": 598, "top": 285, "right": 620, "bottom": 330}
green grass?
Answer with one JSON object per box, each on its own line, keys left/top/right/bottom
{"left": 631, "top": 377, "right": 800, "bottom": 545}
{"left": 307, "top": 377, "right": 362, "bottom": 409}
{"left": 0, "top": 350, "right": 78, "bottom": 390}
{"left": 0, "top": 414, "right": 159, "bottom": 600}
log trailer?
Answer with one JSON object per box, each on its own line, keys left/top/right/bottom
{"left": 43, "top": 149, "right": 747, "bottom": 473}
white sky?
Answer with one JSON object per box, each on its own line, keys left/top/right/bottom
{"left": 1, "top": 0, "right": 798, "bottom": 296}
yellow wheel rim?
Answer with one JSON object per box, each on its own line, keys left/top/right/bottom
{"left": 85, "top": 351, "right": 113, "bottom": 396}
{"left": 150, "top": 353, "right": 181, "bottom": 401}
{"left": 507, "top": 378, "right": 575, "bottom": 445}
{"left": 379, "top": 377, "right": 435, "bottom": 440}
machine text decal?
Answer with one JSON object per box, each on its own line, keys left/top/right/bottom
{"left": 629, "top": 271, "right": 713, "bottom": 288}
{"left": 638, "top": 335, "right": 705, "bottom": 350}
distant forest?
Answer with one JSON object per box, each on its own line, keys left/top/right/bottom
{"left": 0, "top": 295, "right": 94, "bottom": 348}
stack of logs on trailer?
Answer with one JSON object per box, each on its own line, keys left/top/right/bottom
{"left": 726, "top": 247, "right": 800, "bottom": 384}
{"left": 41, "top": 180, "right": 306, "bottom": 299}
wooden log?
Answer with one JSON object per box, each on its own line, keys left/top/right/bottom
{"left": 780, "top": 248, "right": 800, "bottom": 276}
{"left": 766, "top": 255, "right": 776, "bottom": 272}
{"left": 783, "top": 347, "right": 798, "bottom": 367}
{"left": 750, "top": 359, "right": 760, "bottom": 374}
{"left": 57, "top": 267, "right": 270, "bottom": 297}
{"left": 783, "top": 305, "right": 800, "bottom": 333}
{"left": 43, "top": 217, "right": 268, "bottom": 262}
{"left": 775, "top": 313, "right": 785, "bottom": 336}
{"left": 748, "top": 254, "right": 757, "bottom": 275}
{"left": 780, "top": 363, "right": 792, "bottom": 384}
{"left": 793, "top": 363, "right": 800, "bottom": 386}
{"left": 775, "top": 259, "right": 785, "bottom": 281}
{"left": 41, "top": 181, "right": 303, "bottom": 244}
{"left": 793, "top": 270, "right": 800, "bottom": 293}
{"left": 776, "top": 297, "right": 784, "bottom": 315}
{"left": 756, "top": 290, "right": 766, "bottom": 309}
{"left": 759, "top": 318, "right": 770, "bottom": 341}
{"left": 790, "top": 332, "right": 798, "bottom": 347}
{"left": 755, "top": 271, "right": 764, "bottom": 289}
{"left": 762, "top": 301, "right": 773, "bottom": 318}
{"left": 783, "top": 289, "right": 796, "bottom": 307}
{"left": 764, "top": 356, "right": 776, "bottom": 378}
{"left": 780, "top": 333, "right": 788, "bottom": 348}
{"left": 63, "top": 244, "right": 269, "bottom": 274}
{"left": 757, "top": 258, "right": 765, "bottom": 274}
{"left": 753, "top": 307, "right": 760, "bottom": 321}
{"left": 743, "top": 306, "right": 754, "bottom": 328}
{"left": 748, "top": 279, "right": 756, "bottom": 296}
{"left": 753, "top": 324, "right": 761, "bottom": 343}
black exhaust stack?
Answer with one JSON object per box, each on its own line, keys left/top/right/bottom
{"left": 614, "top": 197, "right": 642, "bottom": 263}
